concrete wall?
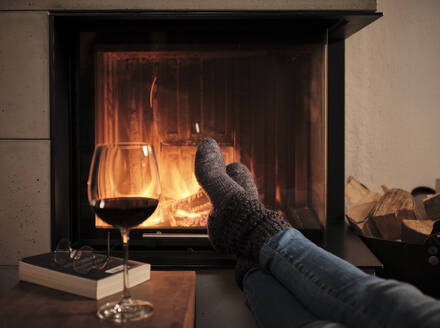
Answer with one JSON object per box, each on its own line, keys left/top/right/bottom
{"left": 0, "top": 13, "right": 51, "bottom": 265}
{"left": 346, "top": 0, "right": 440, "bottom": 192}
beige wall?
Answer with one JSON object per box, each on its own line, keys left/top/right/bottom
{"left": 346, "top": 0, "right": 440, "bottom": 192}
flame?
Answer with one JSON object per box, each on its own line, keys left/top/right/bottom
{"left": 95, "top": 145, "right": 217, "bottom": 229}
{"left": 94, "top": 52, "right": 237, "bottom": 229}
{"left": 93, "top": 144, "right": 239, "bottom": 229}
{"left": 175, "top": 209, "right": 199, "bottom": 218}
{"left": 137, "top": 146, "right": 219, "bottom": 228}
{"left": 163, "top": 163, "right": 200, "bottom": 200}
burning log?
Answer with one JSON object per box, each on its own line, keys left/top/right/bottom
{"left": 167, "top": 188, "right": 210, "bottom": 214}
{"left": 159, "top": 188, "right": 212, "bottom": 227}
{"left": 370, "top": 189, "right": 416, "bottom": 240}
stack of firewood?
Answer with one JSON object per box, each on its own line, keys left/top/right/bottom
{"left": 345, "top": 177, "right": 440, "bottom": 244}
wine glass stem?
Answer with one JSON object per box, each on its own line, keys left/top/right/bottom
{"left": 121, "top": 228, "right": 131, "bottom": 300}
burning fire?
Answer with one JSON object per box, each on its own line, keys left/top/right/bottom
{"left": 94, "top": 51, "right": 237, "bottom": 229}
{"left": 140, "top": 155, "right": 212, "bottom": 228}
{"left": 94, "top": 144, "right": 236, "bottom": 229}
{"left": 95, "top": 150, "right": 213, "bottom": 229}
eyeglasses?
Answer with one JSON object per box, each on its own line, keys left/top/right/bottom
{"left": 53, "top": 233, "right": 113, "bottom": 274}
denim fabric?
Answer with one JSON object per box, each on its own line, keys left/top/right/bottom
{"left": 243, "top": 267, "right": 346, "bottom": 328}
{"left": 249, "top": 227, "right": 440, "bottom": 328}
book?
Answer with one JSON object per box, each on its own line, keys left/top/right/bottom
{"left": 18, "top": 252, "right": 150, "bottom": 300}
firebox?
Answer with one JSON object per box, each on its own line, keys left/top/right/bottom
{"left": 51, "top": 12, "right": 381, "bottom": 267}
{"left": 94, "top": 34, "right": 327, "bottom": 230}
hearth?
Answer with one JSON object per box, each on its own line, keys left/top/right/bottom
{"left": 50, "top": 12, "right": 381, "bottom": 267}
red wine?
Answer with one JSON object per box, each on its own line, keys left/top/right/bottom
{"left": 92, "top": 197, "right": 159, "bottom": 229}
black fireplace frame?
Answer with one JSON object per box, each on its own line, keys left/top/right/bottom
{"left": 50, "top": 11, "right": 382, "bottom": 268}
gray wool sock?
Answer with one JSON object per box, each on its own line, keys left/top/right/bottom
{"left": 226, "top": 163, "right": 260, "bottom": 289}
{"left": 226, "top": 163, "right": 259, "bottom": 200}
{"left": 235, "top": 257, "right": 257, "bottom": 290}
{"left": 195, "top": 138, "right": 291, "bottom": 262}
{"left": 195, "top": 138, "right": 244, "bottom": 208}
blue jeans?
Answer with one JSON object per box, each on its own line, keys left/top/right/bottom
{"left": 243, "top": 228, "right": 440, "bottom": 328}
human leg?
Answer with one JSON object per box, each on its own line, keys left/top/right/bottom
{"left": 243, "top": 267, "right": 346, "bottom": 328}
{"left": 260, "top": 228, "right": 440, "bottom": 328}
{"left": 195, "top": 138, "right": 440, "bottom": 328}
{"left": 196, "top": 140, "right": 344, "bottom": 327}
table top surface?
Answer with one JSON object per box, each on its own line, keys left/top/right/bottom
{"left": 0, "top": 270, "right": 196, "bottom": 328}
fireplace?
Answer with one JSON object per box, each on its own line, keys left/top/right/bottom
{"left": 94, "top": 33, "right": 327, "bottom": 230}
{"left": 51, "top": 12, "right": 381, "bottom": 267}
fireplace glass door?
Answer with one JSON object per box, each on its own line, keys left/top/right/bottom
{"left": 90, "top": 29, "right": 327, "bottom": 233}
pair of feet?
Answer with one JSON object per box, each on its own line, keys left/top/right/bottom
{"left": 195, "top": 138, "right": 290, "bottom": 285}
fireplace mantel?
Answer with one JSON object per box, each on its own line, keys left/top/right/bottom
{"left": 0, "top": 0, "right": 377, "bottom": 11}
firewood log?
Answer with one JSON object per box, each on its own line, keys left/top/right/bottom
{"left": 415, "top": 199, "right": 429, "bottom": 220}
{"left": 370, "top": 189, "right": 416, "bottom": 240}
{"left": 423, "top": 193, "right": 440, "bottom": 220}
{"left": 411, "top": 186, "right": 435, "bottom": 219}
{"left": 345, "top": 201, "right": 380, "bottom": 237}
{"left": 345, "top": 176, "right": 380, "bottom": 210}
{"left": 401, "top": 219, "right": 434, "bottom": 244}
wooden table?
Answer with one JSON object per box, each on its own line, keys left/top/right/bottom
{"left": 0, "top": 271, "right": 195, "bottom": 328}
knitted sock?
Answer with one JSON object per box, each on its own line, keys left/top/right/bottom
{"left": 235, "top": 257, "right": 257, "bottom": 290}
{"left": 195, "top": 138, "right": 291, "bottom": 262}
{"left": 226, "top": 163, "right": 259, "bottom": 288}
{"left": 226, "top": 162, "right": 259, "bottom": 200}
{"left": 194, "top": 138, "right": 244, "bottom": 208}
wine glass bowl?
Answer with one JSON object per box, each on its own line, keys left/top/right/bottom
{"left": 87, "top": 143, "right": 161, "bottom": 323}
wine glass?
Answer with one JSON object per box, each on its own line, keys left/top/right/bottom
{"left": 87, "top": 143, "right": 161, "bottom": 323}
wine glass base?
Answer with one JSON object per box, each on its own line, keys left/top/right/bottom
{"left": 97, "top": 298, "right": 154, "bottom": 324}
